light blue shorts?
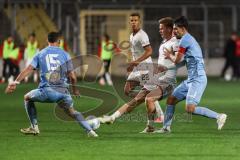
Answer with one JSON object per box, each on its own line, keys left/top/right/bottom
{"left": 25, "top": 87, "right": 73, "bottom": 108}
{"left": 172, "top": 75, "right": 207, "bottom": 105}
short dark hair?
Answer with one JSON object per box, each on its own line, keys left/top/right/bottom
{"left": 104, "top": 33, "right": 110, "bottom": 41}
{"left": 48, "top": 32, "right": 60, "bottom": 43}
{"left": 130, "top": 13, "right": 140, "bottom": 18}
{"left": 174, "top": 16, "right": 188, "bottom": 29}
{"left": 159, "top": 17, "right": 174, "bottom": 29}
{"left": 29, "top": 32, "right": 36, "bottom": 37}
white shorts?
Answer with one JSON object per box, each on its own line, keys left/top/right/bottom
{"left": 127, "top": 62, "right": 153, "bottom": 86}
{"left": 144, "top": 77, "right": 176, "bottom": 99}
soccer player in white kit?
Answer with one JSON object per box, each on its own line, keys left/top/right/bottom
{"left": 124, "top": 13, "right": 164, "bottom": 122}
{"left": 99, "top": 17, "right": 181, "bottom": 133}
{"left": 141, "top": 17, "right": 180, "bottom": 133}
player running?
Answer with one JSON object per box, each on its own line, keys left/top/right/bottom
{"left": 99, "top": 17, "right": 182, "bottom": 133}
{"left": 155, "top": 16, "right": 227, "bottom": 133}
{"left": 124, "top": 12, "right": 164, "bottom": 122}
{"left": 5, "top": 32, "right": 98, "bottom": 137}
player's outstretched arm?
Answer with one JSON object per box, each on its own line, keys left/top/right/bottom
{"left": 5, "top": 65, "right": 34, "bottom": 94}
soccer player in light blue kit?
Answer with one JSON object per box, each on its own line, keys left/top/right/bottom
{"left": 155, "top": 16, "right": 227, "bottom": 133}
{"left": 5, "top": 32, "right": 98, "bottom": 137}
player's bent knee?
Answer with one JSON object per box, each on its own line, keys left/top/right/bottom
{"left": 24, "top": 94, "right": 30, "bottom": 101}
{"left": 167, "top": 96, "right": 178, "bottom": 105}
{"left": 145, "top": 97, "right": 155, "bottom": 107}
{"left": 145, "top": 96, "right": 154, "bottom": 102}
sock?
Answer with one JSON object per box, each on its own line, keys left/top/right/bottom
{"left": 24, "top": 100, "right": 38, "bottom": 128}
{"left": 154, "top": 101, "right": 163, "bottom": 117}
{"left": 73, "top": 111, "right": 92, "bottom": 132}
{"left": 163, "top": 105, "right": 175, "bottom": 128}
{"left": 147, "top": 120, "right": 154, "bottom": 127}
{"left": 193, "top": 106, "right": 219, "bottom": 119}
{"left": 147, "top": 112, "right": 155, "bottom": 127}
{"left": 111, "top": 110, "right": 122, "bottom": 120}
{"left": 105, "top": 72, "right": 113, "bottom": 85}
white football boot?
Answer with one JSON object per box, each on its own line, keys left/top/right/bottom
{"left": 154, "top": 126, "right": 171, "bottom": 133}
{"left": 98, "top": 115, "right": 114, "bottom": 124}
{"left": 87, "top": 130, "right": 99, "bottom": 137}
{"left": 139, "top": 125, "right": 155, "bottom": 133}
{"left": 20, "top": 125, "right": 40, "bottom": 135}
{"left": 217, "top": 113, "right": 227, "bottom": 130}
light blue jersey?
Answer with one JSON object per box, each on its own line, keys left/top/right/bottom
{"left": 24, "top": 45, "right": 93, "bottom": 133}
{"left": 31, "top": 46, "right": 73, "bottom": 88}
{"left": 172, "top": 33, "right": 207, "bottom": 105}
{"left": 163, "top": 23, "right": 223, "bottom": 129}
{"left": 179, "top": 33, "right": 206, "bottom": 80}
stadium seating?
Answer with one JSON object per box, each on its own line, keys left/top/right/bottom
{"left": 4, "top": 4, "right": 57, "bottom": 49}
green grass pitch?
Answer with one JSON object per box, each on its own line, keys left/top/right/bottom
{"left": 0, "top": 78, "right": 240, "bottom": 160}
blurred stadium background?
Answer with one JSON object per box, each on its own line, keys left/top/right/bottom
{"left": 1, "top": 1, "right": 240, "bottom": 160}
{"left": 1, "top": 0, "right": 240, "bottom": 77}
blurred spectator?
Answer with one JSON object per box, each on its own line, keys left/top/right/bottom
{"left": 8, "top": 45, "right": 24, "bottom": 81}
{"left": 59, "top": 32, "right": 69, "bottom": 52}
{"left": 1, "top": 35, "right": 16, "bottom": 82}
{"left": 97, "top": 36, "right": 101, "bottom": 58}
{"left": 24, "top": 33, "right": 39, "bottom": 82}
{"left": 220, "top": 32, "right": 238, "bottom": 79}
{"left": 97, "top": 34, "right": 116, "bottom": 86}
{"left": 234, "top": 33, "right": 240, "bottom": 79}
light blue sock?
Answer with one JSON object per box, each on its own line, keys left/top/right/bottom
{"left": 193, "top": 106, "right": 219, "bottom": 119}
{"left": 73, "top": 111, "right": 92, "bottom": 132}
{"left": 163, "top": 105, "right": 175, "bottom": 128}
{"left": 24, "top": 101, "right": 38, "bottom": 127}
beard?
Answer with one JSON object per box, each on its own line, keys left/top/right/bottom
{"left": 176, "top": 35, "right": 182, "bottom": 39}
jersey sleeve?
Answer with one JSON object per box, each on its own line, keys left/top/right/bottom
{"left": 30, "top": 53, "right": 39, "bottom": 69}
{"left": 178, "top": 36, "right": 189, "bottom": 54}
{"left": 140, "top": 32, "right": 150, "bottom": 47}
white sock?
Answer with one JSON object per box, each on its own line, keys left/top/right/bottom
{"left": 111, "top": 111, "right": 121, "bottom": 120}
{"left": 105, "top": 72, "right": 113, "bottom": 85}
{"left": 154, "top": 101, "right": 163, "bottom": 116}
{"left": 8, "top": 76, "right": 14, "bottom": 83}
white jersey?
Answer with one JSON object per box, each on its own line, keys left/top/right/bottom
{"left": 129, "top": 29, "right": 152, "bottom": 63}
{"left": 157, "top": 36, "right": 179, "bottom": 80}
{"left": 144, "top": 36, "right": 179, "bottom": 91}
{"left": 127, "top": 29, "right": 153, "bottom": 84}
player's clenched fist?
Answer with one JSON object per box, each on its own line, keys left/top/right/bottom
{"left": 5, "top": 81, "right": 19, "bottom": 94}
